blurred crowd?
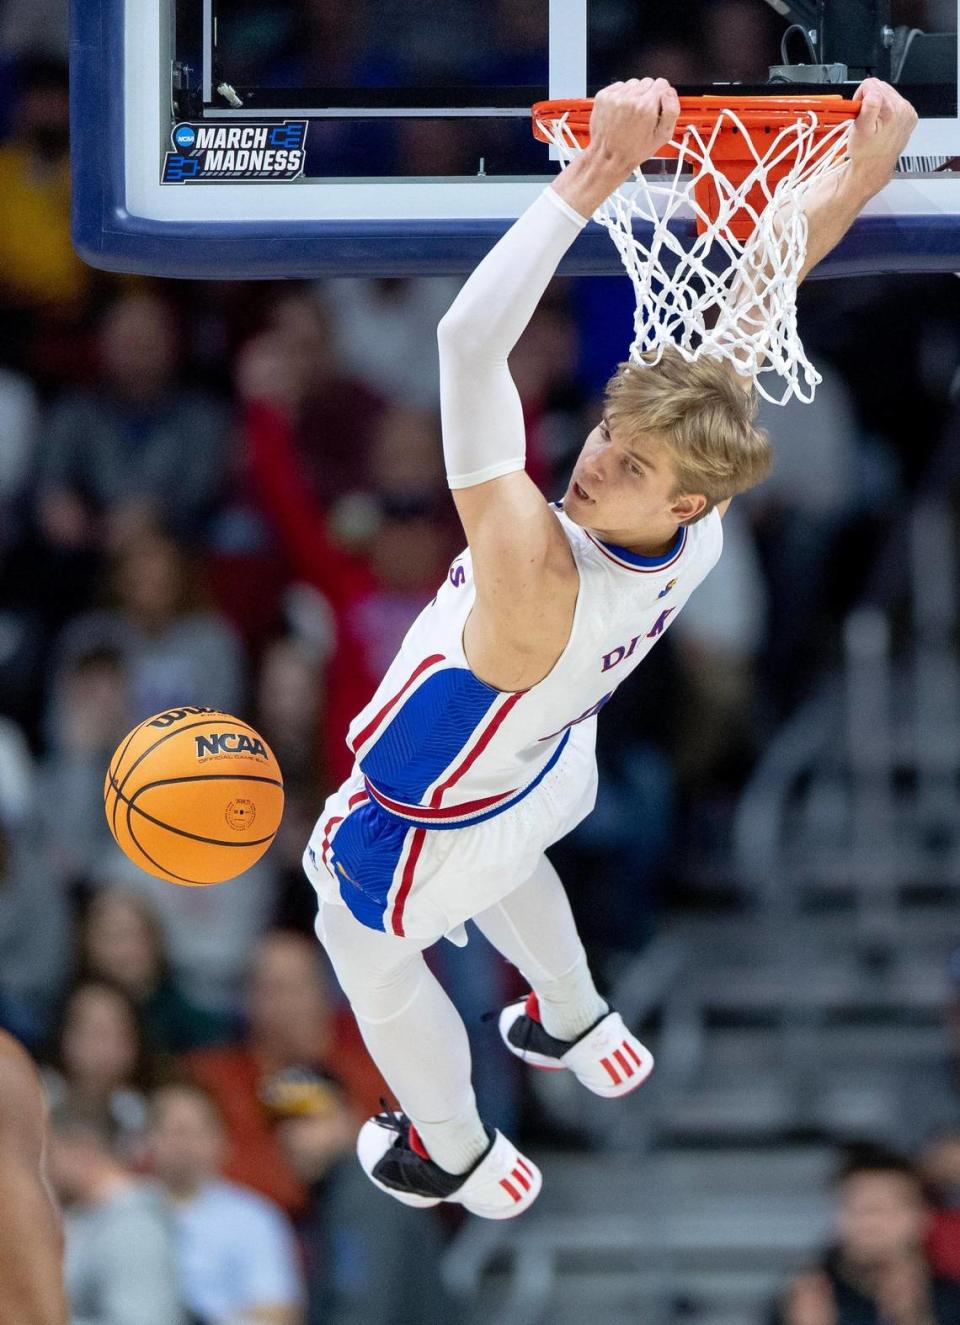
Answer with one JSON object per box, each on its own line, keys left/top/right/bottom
{"left": 0, "top": 0, "right": 959, "bottom": 1321}
{"left": 773, "top": 1142, "right": 960, "bottom": 1325}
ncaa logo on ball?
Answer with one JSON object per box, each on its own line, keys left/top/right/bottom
{"left": 225, "top": 799, "right": 256, "bottom": 832}
{"left": 173, "top": 123, "right": 197, "bottom": 150}
{"left": 195, "top": 732, "right": 267, "bottom": 759}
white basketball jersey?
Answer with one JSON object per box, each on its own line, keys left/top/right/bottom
{"left": 347, "top": 504, "right": 723, "bottom": 830}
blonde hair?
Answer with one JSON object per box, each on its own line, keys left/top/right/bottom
{"left": 603, "top": 348, "right": 772, "bottom": 522}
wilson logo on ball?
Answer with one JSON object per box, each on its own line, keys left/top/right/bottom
{"left": 195, "top": 732, "right": 268, "bottom": 759}
{"left": 150, "top": 706, "right": 218, "bottom": 729}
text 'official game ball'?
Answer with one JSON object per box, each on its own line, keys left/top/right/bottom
{"left": 104, "top": 706, "right": 284, "bottom": 886}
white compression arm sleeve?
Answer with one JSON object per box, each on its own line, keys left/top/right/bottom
{"left": 438, "top": 186, "right": 587, "bottom": 490}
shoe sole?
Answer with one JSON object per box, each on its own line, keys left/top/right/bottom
{"left": 579, "top": 1063, "right": 654, "bottom": 1098}
{"left": 498, "top": 1003, "right": 654, "bottom": 1098}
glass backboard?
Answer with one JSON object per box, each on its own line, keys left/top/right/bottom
{"left": 71, "top": 0, "right": 960, "bottom": 278}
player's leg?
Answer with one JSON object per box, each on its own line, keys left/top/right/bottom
{"left": 473, "top": 855, "right": 654, "bottom": 1096}
{"left": 317, "top": 900, "right": 486, "bottom": 1171}
{"left": 473, "top": 853, "right": 606, "bottom": 1039}
{"left": 0, "top": 1032, "right": 68, "bottom": 1324}
{"left": 316, "top": 902, "right": 541, "bottom": 1217}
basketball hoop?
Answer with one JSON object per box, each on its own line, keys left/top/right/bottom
{"left": 532, "top": 96, "right": 860, "bottom": 404}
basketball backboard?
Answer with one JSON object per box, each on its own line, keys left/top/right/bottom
{"left": 72, "top": 0, "right": 960, "bottom": 279}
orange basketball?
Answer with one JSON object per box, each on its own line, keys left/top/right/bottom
{"left": 104, "top": 706, "right": 284, "bottom": 886}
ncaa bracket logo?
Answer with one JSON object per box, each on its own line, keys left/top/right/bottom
{"left": 162, "top": 121, "right": 308, "bottom": 183}
{"left": 173, "top": 123, "right": 197, "bottom": 151}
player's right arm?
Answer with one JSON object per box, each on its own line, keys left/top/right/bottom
{"left": 438, "top": 81, "right": 680, "bottom": 653}
{"left": 0, "top": 1035, "right": 68, "bottom": 1325}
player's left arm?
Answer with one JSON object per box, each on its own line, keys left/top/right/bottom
{"left": 729, "top": 79, "right": 916, "bottom": 344}
{"left": 717, "top": 80, "right": 917, "bottom": 519}
{"left": 0, "top": 1039, "right": 68, "bottom": 1325}
{"left": 797, "top": 79, "right": 918, "bottom": 283}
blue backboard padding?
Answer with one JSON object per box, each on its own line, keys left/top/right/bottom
{"left": 71, "top": 0, "right": 960, "bottom": 281}
{"left": 69, "top": 212, "right": 960, "bottom": 281}
{"left": 71, "top": 0, "right": 125, "bottom": 271}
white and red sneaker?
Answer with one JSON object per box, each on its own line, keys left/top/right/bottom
{"left": 356, "top": 1106, "right": 542, "bottom": 1220}
{"left": 499, "top": 993, "right": 654, "bottom": 1098}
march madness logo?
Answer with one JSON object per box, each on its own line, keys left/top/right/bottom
{"left": 163, "top": 121, "right": 307, "bottom": 183}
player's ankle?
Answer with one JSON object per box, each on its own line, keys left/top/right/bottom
{"left": 535, "top": 988, "right": 608, "bottom": 1043}
{"left": 412, "top": 1112, "right": 490, "bottom": 1175}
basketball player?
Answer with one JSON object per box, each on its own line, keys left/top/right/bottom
{"left": 303, "top": 76, "right": 917, "bottom": 1218}
{"left": 0, "top": 1029, "right": 68, "bottom": 1322}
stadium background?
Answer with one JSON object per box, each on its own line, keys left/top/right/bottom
{"left": 2, "top": 0, "right": 960, "bottom": 1320}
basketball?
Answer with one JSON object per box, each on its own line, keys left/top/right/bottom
{"left": 103, "top": 706, "right": 284, "bottom": 886}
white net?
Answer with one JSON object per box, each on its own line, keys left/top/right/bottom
{"left": 539, "top": 106, "right": 855, "bottom": 405}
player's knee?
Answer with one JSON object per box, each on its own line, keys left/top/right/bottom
{"left": 337, "top": 958, "right": 425, "bottom": 1024}
{"left": 317, "top": 905, "right": 424, "bottom": 1013}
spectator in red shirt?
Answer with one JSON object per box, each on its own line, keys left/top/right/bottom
{"left": 183, "top": 929, "right": 384, "bottom": 1217}
{"left": 252, "top": 289, "right": 388, "bottom": 508}
{"left": 236, "top": 332, "right": 455, "bottom": 782}
{"left": 923, "top": 1131, "right": 960, "bottom": 1282}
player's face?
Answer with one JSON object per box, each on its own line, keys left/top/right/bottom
{"left": 562, "top": 416, "right": 702, "bottom": 546}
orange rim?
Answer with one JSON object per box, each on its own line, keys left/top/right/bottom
{"left": 532, "top": 95, "right": 860, "bottom": 155}
{"left": 532, "top": 95, "right": 860, "bottom": 241}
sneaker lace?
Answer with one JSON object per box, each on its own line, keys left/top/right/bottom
{"left": 368, "top": 1099, "right": 462, "bottom": 1195}
{"left": 372, "top": 1097, "right": 407, "bottom": 1133}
